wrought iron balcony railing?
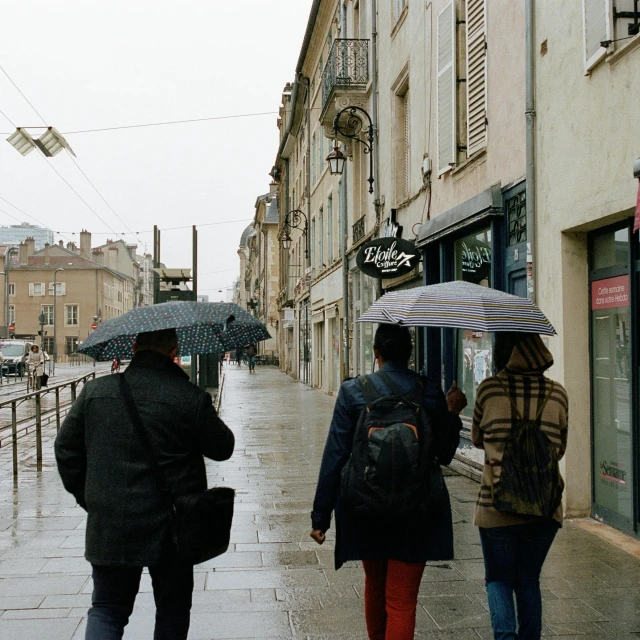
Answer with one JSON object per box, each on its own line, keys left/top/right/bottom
{"left": 352, "top": 216, "right": 366, "bottom": 244}
{"left": 322, "top": 39, "right": 369, "bottom": 112}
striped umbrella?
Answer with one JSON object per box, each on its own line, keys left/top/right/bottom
{"left": 358, "top": 281, "right": 556, "bottom": 335}
{"left": 78, "top": 301, "right": 271, "bottom": 361}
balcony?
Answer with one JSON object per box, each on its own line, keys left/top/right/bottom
{"left": 352, "top": 216, "right": 366, "bottom": 244}
{"left": 320, "top": 39, "right": 370, "bottom": 132}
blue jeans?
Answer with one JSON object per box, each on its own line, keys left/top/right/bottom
{"left": 479, "top": 520, "right": 559, "bottom": 640}
{"left": 86, "top": 561, "right": 194, "bottom": 640}
{"left": 247, "top": 355, "right": 256, "bottom": 371}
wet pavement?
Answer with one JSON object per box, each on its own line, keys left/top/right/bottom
{"left": 2, "top": 364, "right": 640, "bottom": 638}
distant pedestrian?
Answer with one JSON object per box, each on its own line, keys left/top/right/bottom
{"left": 310, "top": 324, "right": 466, "bottom": 640}
{"left": 472, "top": 332, "right": 568, "bottom": 640}
{"left": 235, "top": 348, "right": 243, "bottom": 366}
{"left": 246, "top": 343, "right": 257, "bottom": 372}
{"left": 55, "top": 328, "right": 235, "bottom": 640}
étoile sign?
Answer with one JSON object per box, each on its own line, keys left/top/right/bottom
{"left": 356, "top": 237, "right": 420, "bottom": 278}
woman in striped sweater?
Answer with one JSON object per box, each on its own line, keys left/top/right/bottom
{"left": 472, "top": 332, "right": 568, "bottom": 640}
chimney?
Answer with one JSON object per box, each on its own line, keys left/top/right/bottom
{"left": 92, "top": 248, "right": 104, "bottom": 266}
{"left": 58, "top": 240, "right": 64, "bottom": 247}
{"left": 25, "top": 237, "right": 35, "bottom": 257}
{"left": 44, "top": 243, "right": 50, "bottom": 266}
{"left": 108, "top": 246, "right": 118, "bottom": 270}
{"left": 79, "top": 229, "right": 91, "bottom": 260}
{"left": 19, "top": 241, "right": 28, "bottom": 266}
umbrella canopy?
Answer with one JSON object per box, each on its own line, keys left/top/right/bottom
{"left": 77, "top": 301, "right": 271, "bottom": 361}
{"left": 358, "top": 281, "right": 556, "bottom": 335}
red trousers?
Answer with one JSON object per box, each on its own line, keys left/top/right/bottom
{"left": 362, "top": 559, "right": 426, "bottom": 640}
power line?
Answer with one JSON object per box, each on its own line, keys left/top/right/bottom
{"left": 67, "top": 155, "right": 136, "bottom": 236}
{"left": 0, "top": 63, "right": 47, "bottom": 124}
{"left": 0, "top": 196, "right": 73, "bottom": 243}
{"left": 0, "top": 63, "right": 127, "bottom": 242}
{"left": 0, "top": 107, "right": 16, "bottom": 127}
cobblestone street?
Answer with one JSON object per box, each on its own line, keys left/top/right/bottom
{"left": 2, "top": 364, "right": 640, "bottom": 638}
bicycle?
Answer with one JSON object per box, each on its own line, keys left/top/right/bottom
{"left": 26, "top": 364, "right": 41, "bottom": 393}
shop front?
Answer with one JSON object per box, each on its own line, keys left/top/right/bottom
{"left": 589, "top": 222, "right": 639, "bottom": 535}
{"left": 416, "top": 183, "right": 518, "bottom": 468}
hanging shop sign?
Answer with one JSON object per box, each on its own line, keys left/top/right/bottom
{"left": 356, "top": 237, "right": 420, "bottom": 278}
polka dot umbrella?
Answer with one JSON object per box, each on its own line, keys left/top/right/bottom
{"left": 77, "top": 301, "right": 271, "bottom": 361}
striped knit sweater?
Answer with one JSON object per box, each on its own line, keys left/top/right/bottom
{"left": 471, "top": 335, "right": 568, "bottom": 528}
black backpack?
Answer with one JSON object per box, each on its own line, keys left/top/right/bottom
{"left": 340, "top": 371, "right": 434, "bottom": 517}
{"left": 491, "top": 379, "right": 563, "bottom": 518}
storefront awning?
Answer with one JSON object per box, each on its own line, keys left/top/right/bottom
{"left": 416, "top": 183, "right": 504, "bottom": 247}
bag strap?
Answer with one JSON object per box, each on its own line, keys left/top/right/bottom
{"left": 496, "top": 377, "right": 555, "bottom": 423}
{"left": 358, "top": 375, "right": 383, "bottom": 404}
{"left": 119, "top": 373, "right": 172, "bottom": 500}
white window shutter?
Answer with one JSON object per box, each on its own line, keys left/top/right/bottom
{"left": 466, "top": 0, "right": 487, "bottom": 156}
{"left": 583, "top": 0, "right": 611, "bottom": 73}
{"left": 437, "top": 1, "right": 456, "bottom": 175}
{"left": 29, "top": 283, "right": 34, "bottom": 296}
{"left": 404, "top": 91, "right": 411, "bottom": 197}
{"left": 60, "top": 282, "right": 66, "bottom": 295}
{"left": 40, "top": 282, "right": 46, "bottom": 296}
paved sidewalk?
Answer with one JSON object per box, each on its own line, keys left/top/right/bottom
{"left": 2, "top": 365, "right": 640, "bottom": 638}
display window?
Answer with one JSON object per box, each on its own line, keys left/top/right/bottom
{"left": 454, "top": 227, "right": 493, "bottom": 418}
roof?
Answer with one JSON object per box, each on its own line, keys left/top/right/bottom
{"left": 264, "top": 197, "right": 279, "bottom": 224}
{"left": 239, "top": 224, "right": 255, "bottom": 248}
{"left": 9, "top": 254, "right": 132, "bottom": 280}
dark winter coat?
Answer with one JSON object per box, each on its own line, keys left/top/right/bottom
{"left": 311, "top": 362, "right": 462, "bottom": 569}
{"left": 55, "top": 350, "right": 235, "bottom": 567}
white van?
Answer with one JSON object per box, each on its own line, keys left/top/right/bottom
{"left": 0, "top": 340, "right": 34, "bottom": 375}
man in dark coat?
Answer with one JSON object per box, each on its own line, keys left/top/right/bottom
{"left": 55, "top": 328, "right": 235, "bottom": 640}
{"left": 310, "top": 324, "right": 466, "bottom": 640}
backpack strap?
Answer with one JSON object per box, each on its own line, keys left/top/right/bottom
{"left": 357, "top": 375, "right": 384, "bottom": 404}
{"left": 496, "top": 377, "right": 555, "bottom": 423}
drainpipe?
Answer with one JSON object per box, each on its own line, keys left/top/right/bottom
{"left": 340, "top": 1, "right": 350, "bottom": 379}
{"left": 525, "top": 0, "right": 536, "bottom": 303}
{"left": 303, "top": 75, "right": 312, "bottom": 385}
{"left": 371, "top": 0, "right": 384, "bottom": 299}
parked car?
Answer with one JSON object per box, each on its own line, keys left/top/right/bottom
{"left": 0, "top": 340, "right": 34, "bottom": 376}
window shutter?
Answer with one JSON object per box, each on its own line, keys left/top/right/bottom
{"left": 29, "top": 283, "right": 34, "bottom": 296}
{"left": 40, "top": 282, "right": 46, "bottom": 296}
{"left": 60, "top": 282, "right": 66, "bottom": 295}
{"left": 466, "top": 0, "right": 487, "bottom": 156}
{"left": 404, "top": 91, "right": 411, "bottom": 197}
{"left": 437, "top": 1, "right": 456, "bottom": 175}
{"left": 583, "top": 0, "right": 611, "bottom": 72}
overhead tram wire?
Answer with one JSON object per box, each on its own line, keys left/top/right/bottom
{"left": 0, "top": 197, "right": 74, "bottom": 244}
{"left": 53, "top": 218, "right": 254, "bottom": 236}
{"left": 0, "top": 64, "right": 128, "bottom": 242}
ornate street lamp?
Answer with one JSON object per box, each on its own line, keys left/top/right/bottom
{"left": 327, "top": 105, "right": 375, "bottom": 193}
{"left": 280, "top": 209, "right": 309, "bottom": 259}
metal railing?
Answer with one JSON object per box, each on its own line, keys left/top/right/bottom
{"left": 321, "top": 39, "right": 369, "bottom": 111}
{"left": 1, "top": 372, "right": 97, "bottom": 478}
{"left": 352, "top": 215, "right": 366, "bottom": 243}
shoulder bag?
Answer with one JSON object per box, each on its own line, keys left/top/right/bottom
{"left": 119, "top": 373, "right": 234, "bottom": 565}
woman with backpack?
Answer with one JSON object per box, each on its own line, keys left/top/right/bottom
{"left": 472, "top": 332, "right": 568, "bottom": 640}
{"left": 310, "top": 323, "right": 467, "bottom": 640}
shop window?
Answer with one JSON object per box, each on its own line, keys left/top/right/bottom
{"left": 590, "top": 225, "right": 632, "bottom": 525}
{"left": 454, "top": 227, "right": 493, "bottom": 417}
{"left": 506, "top": 191, "right": 526, "bottom": 246}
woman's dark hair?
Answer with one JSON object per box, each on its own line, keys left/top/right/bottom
{"left": 373, "top": 323, "right": 412, "bottom": 363}
{"left": 493, "top": 332, "right": 524, "bottom": 372}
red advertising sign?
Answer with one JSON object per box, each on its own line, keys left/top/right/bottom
{"left": 90, "top": 322, "right": 98, "bottom": 330}
{"left": 591, "top": 275, "right": 630, "bottom": 310}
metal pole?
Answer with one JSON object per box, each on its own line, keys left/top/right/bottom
{"left": 35, "top": 392, "right": 42, "bottom": 466}
{"left": 53, "top": 268, "right": 64, "bottom": 376}
{"left": 55, "top": 387, "right": 61, "bottom": 431}
{"left": 11, "top": 401, "right": 17, "bottom": 478}
{"left": 70, "top": 381, "right": 77, "bottom": 402}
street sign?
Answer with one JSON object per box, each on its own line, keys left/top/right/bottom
{"left": 8, "top": 324, "right": 15, "bottom": 332}
{"left": 90, "top": 322, "right": 98, "bottom": 330}
{"left": 38, "top": 313, "right": 46, "bottom": 324}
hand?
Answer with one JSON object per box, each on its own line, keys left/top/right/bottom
{"left": 446, "top": 380, "right": 468, "bottom": 415}
{"left": 310, "top": 529, "right": 326, "bottom": 545}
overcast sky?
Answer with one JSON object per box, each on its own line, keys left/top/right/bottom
{"left": 0, "top": 1, "right": 313, "bottom": 300}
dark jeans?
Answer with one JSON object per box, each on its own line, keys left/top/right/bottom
{"left": 247, "top": 355, "right": 256, "bottom": 371}
{"left": 86, "top": 561, "right": 194, "bottom": 640}
{"left": 479, "top": 520, "right": 560, "bottom": 640}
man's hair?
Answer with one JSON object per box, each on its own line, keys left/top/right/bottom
{"left": 373, "top": 323, "right": 412, "bottom": 363}
{"left": 134, "top": 328, "right": 178, "bottom": 355}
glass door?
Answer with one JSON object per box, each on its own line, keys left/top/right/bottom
{"left": 590, "top": 225, "right": 634, "bottom": 532}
